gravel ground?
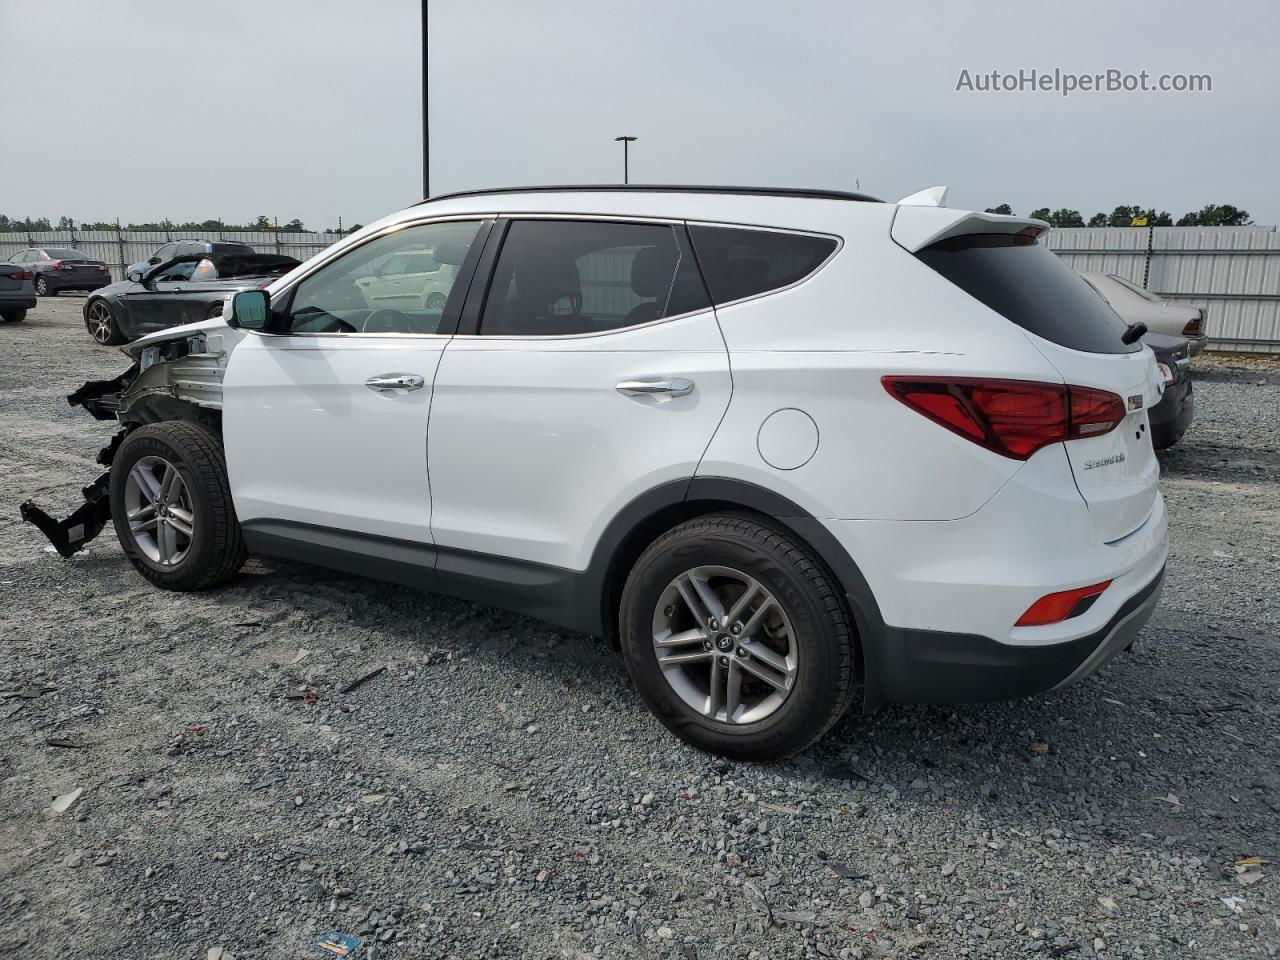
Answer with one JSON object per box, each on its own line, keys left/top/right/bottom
{"left": 2, "top": 297, "right": 1279, "bottom": 960}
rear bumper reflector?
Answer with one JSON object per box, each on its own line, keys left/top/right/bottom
{"left": 1015, "top": 580, "right": 1112, "bottom": 627}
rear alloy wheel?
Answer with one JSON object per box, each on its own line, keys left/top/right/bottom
{"left": 620, "top": 513, "right": 858, "bottom": 761}
{"left": 35, "top": 275, "right": 55, "bottom": 296}
{"left": 86, "top": 300, "right": 126, "bottom": 345}
{"left": 110, "top": 422, "right": 247, "bottom": 590}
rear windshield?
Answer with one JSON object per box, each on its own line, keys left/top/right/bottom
{"left": 43, "top": 248, "right": 88, "bottom": 259}
{"left": 209, "top": 241, "right": 255, "bottom": 254}
{"left": 917, "top": 234, "right": 1139, "bottom": 354}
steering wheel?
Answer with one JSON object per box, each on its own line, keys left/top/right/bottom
{"left": 362, "top": 308, "right": 414, "bottom": 333}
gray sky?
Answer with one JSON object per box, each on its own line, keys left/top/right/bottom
{"left": 2, "top": 0, "right": 1276, "bottom": 228}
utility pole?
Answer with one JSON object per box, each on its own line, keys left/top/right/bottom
{"left": 422, "top": 0, "right": 430, "bottom": 198}
{"left": 614, "top": 136, "right": 637, "bottom": 184}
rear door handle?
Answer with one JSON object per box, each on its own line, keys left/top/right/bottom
{"left": 615, "top": 378, "right": 695, "bottom": 400}
{"left": 366, "top": 373, "right": 426, "bottom": 392}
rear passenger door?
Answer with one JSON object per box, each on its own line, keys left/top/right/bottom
{"left": 427, "top": 217, "right": 732, "bottom": 579}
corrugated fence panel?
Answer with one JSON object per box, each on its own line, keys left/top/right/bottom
{"left": 0, "top": 230, "right": 344, "bottom": 283}
{"left": 1047, "top": 225, "right": 1280, "bottom": 352}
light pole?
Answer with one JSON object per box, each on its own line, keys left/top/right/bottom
{"left": 614, "top": 136, "right": 637, "bottom": 184}
{"left": 427, "top": 0, "right": 437, "bottom": 198}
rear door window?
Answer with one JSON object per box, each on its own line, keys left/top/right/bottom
{"left": 688, "top": 225, "right": 838, "bottom": 305}
{"left": 479, "top": 220, "right": 709, "bottom": 336}
{"left": 915, "top": 234, "right": 1139, "bottom": 354}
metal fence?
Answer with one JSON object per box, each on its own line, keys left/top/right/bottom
{"left": 0, "top": 229, "right": 345, "bottom": 283}
{"left": 5, "top": 224, "right": 1279, "bottom": 352}
{"left": 1046, "top": 225, "right": 1280, "bottom": 353}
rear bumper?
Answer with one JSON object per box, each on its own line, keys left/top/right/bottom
{"left": 1186, "top": 335, "right": 1208, "bottom": 357}
{"left": 45, "top": 274, "right": 109, "bottom": 292}
{"left": 869, "top": 565, "right": 1164, "bottom": 703}
{"left": 0, "top": 293, "right": 37, "bottom": 310}
{"left": 1149, "top": 377, "right": 1194, "bottom": 448}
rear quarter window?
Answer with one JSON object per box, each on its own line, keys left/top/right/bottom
{"left": 688, "top": 226, "right": 837, "bottom": 305}
{"left": 916, "top": 234, "right": 1139, "bottom": 354}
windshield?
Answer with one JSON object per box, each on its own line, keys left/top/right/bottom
{"left": 44, "top": 248, "right": 88, "bottom": 259}
{"left": 1108, "top": 274, "right": 1164, "bottom": 303}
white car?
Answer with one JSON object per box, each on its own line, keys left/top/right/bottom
{"left": 1079, "top": 271, "right": 1207, "bottom": 356}
{"left": 26, "top": 186, "right": 1168, "bottom": 761}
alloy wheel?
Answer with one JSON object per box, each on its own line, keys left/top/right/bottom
{"left": 123, "top": 456, "right": 195, "bottom": 566}
{"left": 650, "top": 565, "right": 798, "bottom": 724}
{"left": 87, "top": 302, "right": 115, "bottom": 344}
{"left": 35, "top": 276, "right": 48, "bottom": 296}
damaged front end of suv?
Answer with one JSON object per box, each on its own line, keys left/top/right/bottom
{"left": 20, "top": 320, "right": 238, "bottom": 557}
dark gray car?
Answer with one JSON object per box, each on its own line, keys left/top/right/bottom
{"left": 82, "top": 252, "right": 298, "bottom": 345}
{"left": 7, "top": 247, "right": 111, "bottom": 296}
{"left": 0, "top": 262, "right": 37, "bottom": 323}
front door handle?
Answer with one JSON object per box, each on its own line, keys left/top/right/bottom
{"left": 616, "top": 378, "right": 695, "bottom": 400}
{"left": 366, "top": 373, "right": 426, "bottom": 392}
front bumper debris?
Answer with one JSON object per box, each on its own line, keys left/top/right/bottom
{"left": 20, "top": 366, "right": 137, "bottom": 557}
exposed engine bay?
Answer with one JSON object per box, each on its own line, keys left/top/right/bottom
{"left": 20, "top": 326, "right": 232, "bottom": 556}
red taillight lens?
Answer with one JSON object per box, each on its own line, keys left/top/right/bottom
{"left": 882, "top": 377, "right": 1126, "bottom": 460}
{"left": 1015, "top": 580, "right": 1112, "bottom": 626}
{"left": 14, "top": 270, "right": 32, "bottom": 280}
{"left": 1182, "top": 312, "right": 1203, "bottom": 336}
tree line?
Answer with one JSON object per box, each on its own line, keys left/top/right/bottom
{"left": 982, "top": 203, "right": 1253, "bottom": 228}
{"left": 0, "top": 214, "right": 363, "bottom": 234}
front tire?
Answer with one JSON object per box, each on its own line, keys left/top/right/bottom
{"left": 35, "top": 275, "right": 55, "bottom": 296}
{"left": 110, "top": 422, "right": 247, "bottom": 590}
{"left": 620, "top": 513, "right": 857, "bottom": 761}
{"left": 86, "top": 299, "right": 126, "bottom": 345}
{"left": 1, "top": 309, "right": 25, "bottom": 323}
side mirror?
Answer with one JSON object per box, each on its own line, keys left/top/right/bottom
{"left": 226, "top": 289, "right": 271, "bottom": 331}
{"left": 126, "top": 269, "right": 144, "bottom": 282}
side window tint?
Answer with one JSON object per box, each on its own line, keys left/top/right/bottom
{"left": 688, "top": 225, "right": 837, "bottom": 305}
{"left": 480, "top": 220, "right": 707, "bottom": 336}
{"left": 154, "top": 260, "right": 197, "bottom": 281}
{"left": 286, "top": 220, "right": 481, "bottom": 334}
{"left": 153, "top": 243, "right": 176, "bottom": 262}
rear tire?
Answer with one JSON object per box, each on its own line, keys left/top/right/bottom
{"left": 35, "top": 275, "right": 55, "bottom": 296}
{"left": 1, "top": 309, "right": 25, "bottom": 323}
{"left": 86, "top": 299, "right": 126, "bottom": 345}
{"left": 110, "top": 422, "right": 247, "bottom": 591}
{"left": 619, "top": 513, "right": 857, "bottom": 761}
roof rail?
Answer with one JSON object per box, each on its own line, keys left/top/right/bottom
{"left": 418, "top": 184, "right": 884, "bottom": 205}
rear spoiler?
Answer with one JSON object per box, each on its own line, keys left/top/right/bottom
{"left": 891, "top": 204, "right": 1050, "bottom": 254}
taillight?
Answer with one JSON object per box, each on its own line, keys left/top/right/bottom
{"left": 1157, "top": 362, "right": 1174, "bottom": 386}
{"left": 882, "top": 377, "right": 1126, "bottom": 460}
{"left": 1182, "top": 311, "right": 1203, "bottom": 336}
{"left": 1016, "top": 580, "right": 1111, "bottom": 626}
{"left": 14, "top": 270, "right": 32, "bottom": 280}
{"left": 51, "top": 260, "right": 74, "bottom": 271}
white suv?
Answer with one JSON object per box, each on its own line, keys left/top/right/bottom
{"left": 27, "top": 186, "right": 1168, "bottom": 761}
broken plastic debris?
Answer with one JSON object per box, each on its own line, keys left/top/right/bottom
{"left": 313, "top": 931, "right": 360, "bottom": 956}
{"left": 1236, "top": 856, "right": 1266, "bottom": 866}
{"left": 1221, "top": 896, "right": 1246, "bottom": 914}
{"left": 340, "top": 665, "right": 386, "bottom": 694}
{"left": 47, "top": 787, "right": 85, "bottom": 817}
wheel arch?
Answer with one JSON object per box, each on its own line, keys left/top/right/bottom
{"left": 591, "top": 476, "right": 885, "bottom": 707}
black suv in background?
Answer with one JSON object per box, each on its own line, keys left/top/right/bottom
{"left": 6, "top": 248, "right": 111, "bottom": 296}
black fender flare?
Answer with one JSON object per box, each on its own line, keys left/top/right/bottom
{"left": 586, "top": 476, "right": 889, "bottom": 709}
